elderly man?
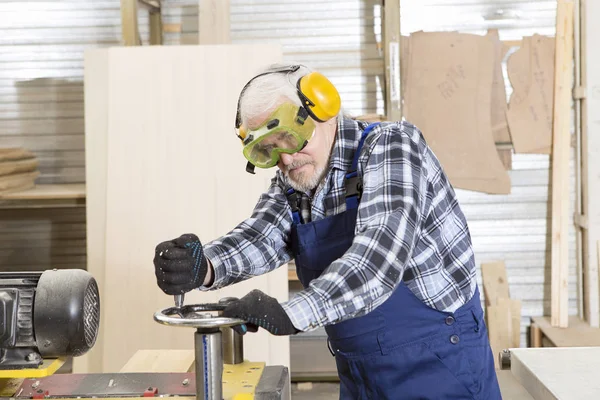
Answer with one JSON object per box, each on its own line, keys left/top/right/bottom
{"left": 153, "top": 64, "right": 502, "bottom": 399}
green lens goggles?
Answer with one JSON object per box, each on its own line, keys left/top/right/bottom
{"left": 239, "top": 103, "right": 315, "bottom": 168}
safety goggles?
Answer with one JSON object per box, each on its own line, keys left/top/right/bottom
{"left": 238, "top": 103, "right": 315, "bottom": 168}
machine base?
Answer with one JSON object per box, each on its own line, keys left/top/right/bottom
{"left": 1, "top": 364, "right": 289, "bottom": 400}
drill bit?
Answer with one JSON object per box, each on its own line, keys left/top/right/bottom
{"left": 174, "top": 294, "right": 184, "bottom": 308}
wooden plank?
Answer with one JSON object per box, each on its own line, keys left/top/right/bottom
{"left": 530, "top": 323, "right": 542, "bottom": 347}
{"left": 0, "top": 171, "right": 39, "bottom": 193}
{"left": 531, "top": 316, "right": 600, "bottom": 347}
{"left": 0, "top": 158, "right": 38, "bottom": 176}
{"left": 84, "top": 44, "right": 288, "bottom": 373}
{"left": 481, "top": 261, "right": 510, "bottom": 306}
{"left": 550, "top": 0, "right": 575, "bottom": 328}
{"left": 120, "top": 0, "right": 140, "bottom": 46}
{"left": 162, "top": 23, "right": 181, "bottom": 33}
{"left": 383, "top": 0, "right": 401, "bottom": 121}
{"left": 510, "top": 299, "right": 522, "bottom": 347}
{"left": 0, "top": 148, "right": 35, "bottom": 162}
{"left": 119, "top": 350, "right": 194, "bottom": 373}
{"left": 487, "top": 300, "right": 513, "bottom": 369}
{"left": 510, "top": 347, "right": 600, "bottom": 400}
{"left": 149, "top": 9, "right": 163, "bottom": 45}
{"left": 582, "top": 0, "right": 600, "bottom": 328}
{"left": 288, "top": 268, "right": 298, "bottom": 281}
{"left": 199, "top": 0, "right": 230, "bottom": 44}
{"left": 0, "top": 184, "right": 85, "bottom": 200}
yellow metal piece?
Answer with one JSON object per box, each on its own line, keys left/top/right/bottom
{"left": 0, "top": 358, "right": 65, "bottom": 379}
{"left": 223, "top": 360, "right": 265, "bottom": 400}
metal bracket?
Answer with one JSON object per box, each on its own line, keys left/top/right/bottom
{"left": 573, "top": 86, "right": 587, "bottom": 99}
{"left": 500, "top": 349, "right": 511, "bottom": 370}
{"left": 574, "top": 213, "right": 589, "bottom": 229}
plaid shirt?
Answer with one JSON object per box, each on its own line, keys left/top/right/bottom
{"left": 203, "top": 116, "right": 477, "bottom": 332}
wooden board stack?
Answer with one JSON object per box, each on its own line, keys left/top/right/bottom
{"left": 0, "top": 148, "right": 40, "bottom": 194}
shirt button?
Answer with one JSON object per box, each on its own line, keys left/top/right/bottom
{"left": 445, "top": 315, "right": 455, "bottom": 325}
{"left": 450, "top": 334, "right": 460, "bottom": 344}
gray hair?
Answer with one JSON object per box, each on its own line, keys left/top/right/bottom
{"left": 238, "top": 63, "right": 344, "bottom": 128}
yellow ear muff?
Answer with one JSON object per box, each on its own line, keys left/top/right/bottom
{"left": 297, "top": 72, "right": 341, "bottom": 122}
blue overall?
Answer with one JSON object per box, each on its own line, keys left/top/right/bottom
{"left": 287, "top": 124, "right": 502, "bottom": 399}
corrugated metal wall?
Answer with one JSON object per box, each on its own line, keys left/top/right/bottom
{"left": 0, "top": 0, "right": 383, "bottom": 272}
{"left": 0, "top": 0, "right": 577, "bottom": 375}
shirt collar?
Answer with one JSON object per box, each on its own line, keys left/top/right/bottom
{"left": 328, "top": 116, "right": 368, "bottom": 171}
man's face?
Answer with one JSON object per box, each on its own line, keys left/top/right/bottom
{"left": 247, "top": 102, "right": 336, "bottom": 193}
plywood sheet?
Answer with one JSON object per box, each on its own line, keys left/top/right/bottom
{"left": 506, "top": 35, "right": 555, "bottom": 154}
{"left": 83, "top": 44, "right": 289, "bottom": 373}
{"left": 403, "top": 31, "right": 510, "bottom": 194}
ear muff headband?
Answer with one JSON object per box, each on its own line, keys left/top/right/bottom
{"left": 235, "top": 65, "right": 301, "bottom": 129}
{"left": 235, "top": 65, "right": 341, "bottom": 130}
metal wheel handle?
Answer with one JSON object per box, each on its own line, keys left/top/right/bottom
{"left": 153, "top": 299, "right": 246, "bottom": 400}
{"left": 153, "top": 302, "right": 246, "bottom": 329}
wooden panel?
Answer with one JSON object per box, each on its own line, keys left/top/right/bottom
{"left": 510, "top": 347, "right": 600, "bottom": 400}
{"left": 199, "top": 0, "right": 230, "bottom": 44}
{"left": 83, "top": 44, "right": 288, "bottom": 373}
{"left": 550, "top": 0, "right": 574, "bottom": 328}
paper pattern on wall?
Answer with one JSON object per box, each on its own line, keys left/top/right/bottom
{"left": 403, "top": 31, "right": 510, "bottom": 194}
{"left": 506, "top": 34, "right": 555, "bottom": 154}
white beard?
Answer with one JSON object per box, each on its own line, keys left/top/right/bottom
{"left": 283, "top": 161, "right": 326, "bottom": 193}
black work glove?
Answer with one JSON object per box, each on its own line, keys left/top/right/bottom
{"left": 154, "top": 233, "right": 208, "bottom": 295}
{"left": 222, "top": 289, "right": 299, "bottom": 336}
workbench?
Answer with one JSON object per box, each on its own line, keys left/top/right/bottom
{"left": 505, "top": 347, "right": 600, "bottom": 399}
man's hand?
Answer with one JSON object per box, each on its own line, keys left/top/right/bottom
{"left": 154, "top": 233, "right": 208, "bottom": 295}
{"left": 222, "top": 289, "right": 299, "bottom": 336}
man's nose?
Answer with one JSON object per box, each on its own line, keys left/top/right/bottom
{"left": 280, "top": 153, "right": 294, "bottom": 166}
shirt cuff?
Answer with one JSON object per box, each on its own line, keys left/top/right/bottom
{"left": 281, "top": 289, "right": 330, "bottom": 332}
{"left": 198, "top": 245, "right": 229, "bottom": 290}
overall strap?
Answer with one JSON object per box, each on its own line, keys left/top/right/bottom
{"left": 345, "top": 122, "right": 380, "bottom": 210}
{"left": 286, "top": 122, "right": 381, "bottom": 224}
{"left": 286, "top": 187, "right": 302, "bottom": 224}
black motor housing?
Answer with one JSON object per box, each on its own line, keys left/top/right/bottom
{"left": 0, "top": 269, "right": 100, "bottom": 369}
